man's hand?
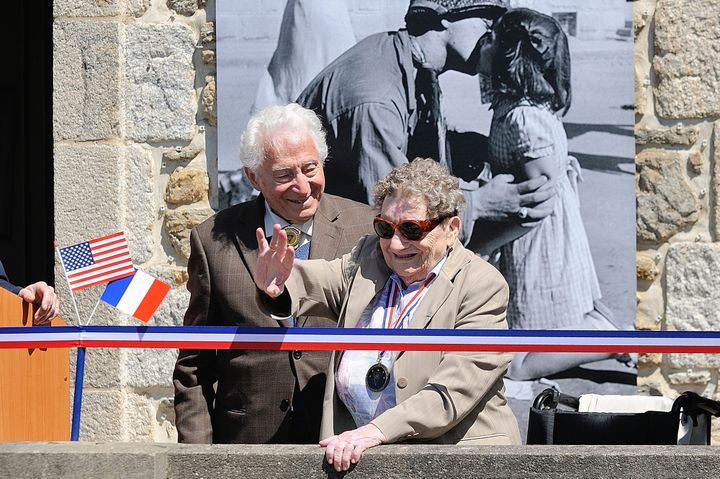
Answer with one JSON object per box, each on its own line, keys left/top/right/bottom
{"left": 18, "top": 282, "right": 59, "bottom": 325}
{"left": 469, "top": 174, "right": 557, "bottom": 223}
{"left": 320, "top": 423, "right": 386, "bottom": 472}
{"left": 254, "top": 225, "right": 295, "bottom": 298}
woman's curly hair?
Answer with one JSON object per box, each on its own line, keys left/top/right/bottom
{"left": 373, "top": 158, "right": 465, "bottom": 219}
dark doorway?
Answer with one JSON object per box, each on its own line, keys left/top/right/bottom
{"left": 0, "top": 2, "right": 53, "bottom": 287}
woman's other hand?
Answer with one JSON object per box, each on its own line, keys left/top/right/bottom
{"left": 253, "top": 224, "right": 295, "bottom": 298}
{"left": 319, "top": 423, "right": 386, "bottom": 472}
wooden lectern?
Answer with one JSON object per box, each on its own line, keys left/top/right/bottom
{"left": 0, "top": 287, "right": 70, "bottom": 440}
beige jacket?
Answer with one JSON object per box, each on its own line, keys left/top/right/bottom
{"left": 285, "top": 235, "right": 521, "bottom": 445}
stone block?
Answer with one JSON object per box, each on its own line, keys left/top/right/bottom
{"left": 639, "top": 352, "right": 662, "bottom": 366}
{"left": 124, "top": 348, "right": 178, "bottom": 388}
{"left": 201, "top": 49, "right": 216, "bottom": 65}
{"left": 636, "top": 251, "right": 658, "bottom": 281}
{"left": 689, "top": 150, "right": 704, "bottom": 174}
{"left": 636, "top": 375, "right": 666, "bottom": 397}
{"left": 54, "top": 0, "right": 150, "bottom": 17}
{"left": 55, "top": 144, "right": 124, "bottom": 245}
{"left": 146, "top": 264, "right": 190, "bottom": 287}
{"left": 201, "top": 77, "right": 217, "bottom": 127}
{"left": 79, "top": 390, "right": 125, "bottom": 441}
{"left": 163, "top": 136, "right": 204, "bottom": 162}
{"left": 669, "top": 353, "right": 720, "bottom": 370}
{"left": 7, "top": 444, "right": 720, "bottom": 478}
{"left": 53, "top": 21, "right": 122, "bottom": 141}
{"left": 158, "top": 285, "right": 189, "bottom": 325}
{"left": 668, "top": 370, "right": 712, "bottom": 385}
{"left": 712, "top": 122, "right": 720, "bottom": 240}
{"left": 153, "top": 395, "right": 178, "bottom": 442}
{"left": 126, "top": 145, "right": 159, "bottom": 264}
{"left": 665, "top": 242, "right": 720, "bottom": 332}
{"left": 166, "top": 167, "right": 209, "bottom": 204}
{"left": 123, "top": 23, "right": 196, "bottom": 142}
{"left": 54, "top": 268, "right": 123, "bottom": 335}
{"left": 634, "top": 55, "right": 648, "bottom": 118}
{"left": 633, "top": 7, "right": 647, "bottom": 39}
{"left": 82, "top": 348, "right": 123, "bottom": 389}
{"left": 653, "top": 0, "right": 720, "bottom": 118}
{"left": 635, "top": 125, "right": 699, "bottom": 146}
{"left": 164, "top": 206, "right": 215, "bottom": 259}
{"left": 167, "top": 0, "right": 199, "bottom": 16}
{"left": 200, "top": 22, "right": 215, "bottom": 44}
{"left": 636, "top": 291, "right": 663, "bottom": 331}
{"left": 636, "top": 149, "right": 699, "bottom": 243}
{"left": 123, "top": 392, "right": 155, "bottom": 441}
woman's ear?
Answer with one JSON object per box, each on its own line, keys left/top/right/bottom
{"left": 447, "top": 216, "right": 462, "bottom": 241}
{"left": 440, "top": 18, "right": 452, "bottom": 31}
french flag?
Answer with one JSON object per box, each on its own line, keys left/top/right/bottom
{"left": 100, "top": 270, "right": 171, "bottom": 322}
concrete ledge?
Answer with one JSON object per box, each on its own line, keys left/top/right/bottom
{"left": 0, "top": 443, "right": 718, "bottom": 478}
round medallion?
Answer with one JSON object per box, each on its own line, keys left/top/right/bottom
{"left": 365, "top": 363, "right": 390, "bottom": 392}
{"left": 283, "top": 226, "right": 301, "bottom": 248}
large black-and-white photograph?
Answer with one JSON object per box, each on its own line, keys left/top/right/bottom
{"left": 216, "top": 0, "right": 635, "bottom": 441}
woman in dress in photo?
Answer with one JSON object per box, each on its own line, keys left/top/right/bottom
{"left": 474, "top": 8, "right": 632, "bottom": 380}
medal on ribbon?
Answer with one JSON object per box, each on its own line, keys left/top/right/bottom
{"left": 283, "top": 225, "right": 301, "bottom": 248}
{"left": 366, "top": 361, "right": 390, "bottom": 392}
{"left": 364, "top": 273, "right": 436, "bottom": 393}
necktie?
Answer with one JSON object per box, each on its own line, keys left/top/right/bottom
{"left": 285, "top": 241, "right": 310, "bottom": 328}
{"left": 295, "top": 242, "right": 310, "bottom": 260}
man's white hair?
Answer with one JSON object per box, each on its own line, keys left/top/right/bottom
{"left": 239, "top": 103, "right": 328, "bottom": 172}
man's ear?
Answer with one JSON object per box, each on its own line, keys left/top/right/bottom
{"left": 244, "top": 167, "right": 260, "bottom": 191}
{"left": 440, "top": 18, "right": 452, "bottom": 31}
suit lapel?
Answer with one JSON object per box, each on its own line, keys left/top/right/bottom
{"left": 408, "top": 274, "right": 453, "bottom": 330}
{"left": 310, "top": 196, "right": 342, "bottom": 260}
{"left": 233, "top": 195, "right": 266, "bottom": 282}
{"left": 398, "top": 242, "right": 468, "bottom": 359}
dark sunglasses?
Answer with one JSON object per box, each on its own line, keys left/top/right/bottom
{"left": 373, "top": 215, "right": 443, "bottom": 241}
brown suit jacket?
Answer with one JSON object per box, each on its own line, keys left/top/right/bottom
{"left": 283, "top": 236, "right": 521, "bottom": 445}
{"left": 173, "top": 193, "right": 374, "bottom": 444}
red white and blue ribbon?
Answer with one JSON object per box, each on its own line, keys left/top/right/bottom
{"left": 2, "top": 326, "right": 720, "bottom": 353}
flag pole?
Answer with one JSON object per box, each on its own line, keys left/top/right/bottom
{"left": 84, "top": 298, "right": 102, "bottom": 326}
{"left": 55, "top": 240, "right": 86, "bottom": 441}
{"left": 54, "top": 241, "right": 83, "bottom": 327}
{"left": 70, "top": 345, "right": 86, "bottom": 441}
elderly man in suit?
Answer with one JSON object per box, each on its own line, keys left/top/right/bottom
{"left": 173, "top": 103, "right": 375, "bottom": 444}
{"left": 0, "top": 260, "right": 59, "bottom": 325}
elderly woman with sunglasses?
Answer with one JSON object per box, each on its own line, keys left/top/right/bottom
{"left": 255, "top": 158, "right": 520, "bottom": 472}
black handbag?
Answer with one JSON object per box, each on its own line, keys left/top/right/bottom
{"left": 527, "top": 388, "right": 720, "bottom": 445}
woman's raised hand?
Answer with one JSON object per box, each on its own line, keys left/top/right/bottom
{"left": 254, "top": 224, "right": 295, "bottom": 298}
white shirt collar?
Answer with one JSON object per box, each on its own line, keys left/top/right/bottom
{"left": 263, "top": 203, "right": 314, "bottom": 240}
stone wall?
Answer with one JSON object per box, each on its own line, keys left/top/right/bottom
{"left": 53, "top": 0, "right": 216, "bottom": 441}
{"left": 635, "top": 0, "right": 720, "bottom": 441}
{"left": 2, "top": 444, "right": 720, "bottom": 478}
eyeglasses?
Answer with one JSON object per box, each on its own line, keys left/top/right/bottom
{"left": 373, "top": 215, "right": 443, "bottom": 241}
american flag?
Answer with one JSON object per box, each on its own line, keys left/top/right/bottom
{"left": 58, "top": 232, "right": 135, "bottom": 291}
